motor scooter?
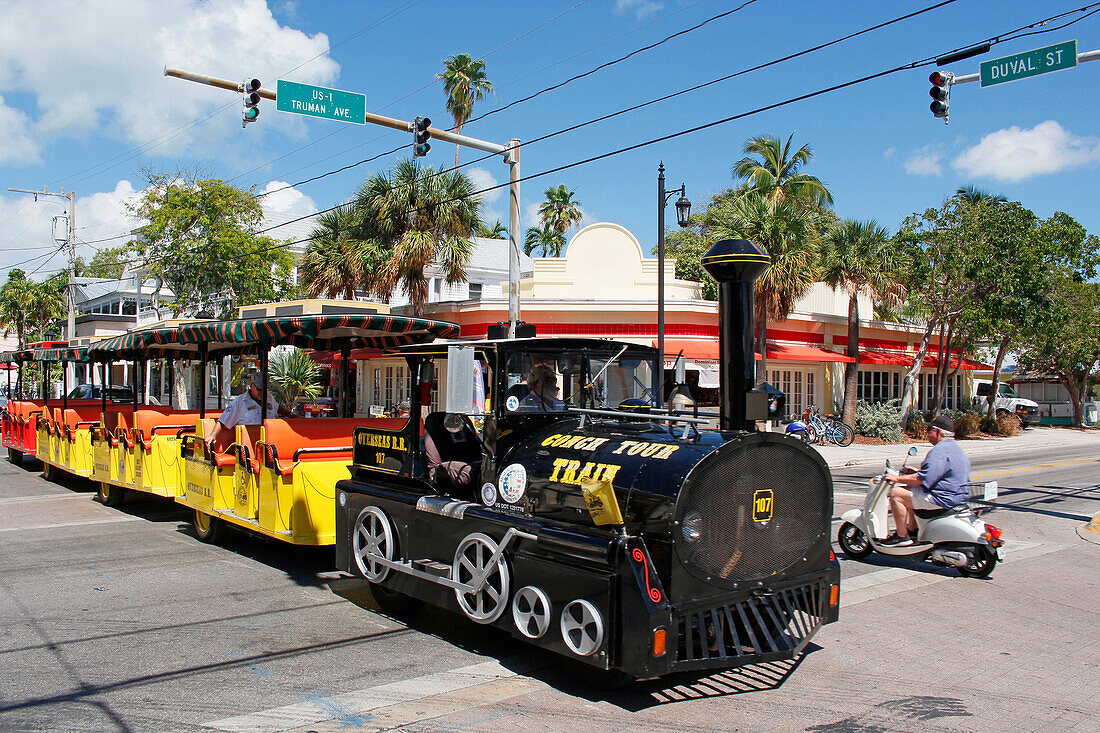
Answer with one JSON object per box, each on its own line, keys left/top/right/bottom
{"left": 837, "top": 447, "right": 1005, "bottom": 577}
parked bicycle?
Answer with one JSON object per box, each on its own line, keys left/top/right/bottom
{"left": 804, "top": 406, "right": 855, "bottom": 447}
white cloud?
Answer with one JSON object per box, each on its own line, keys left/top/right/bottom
{"left": 0, "top": 179, "right": 143, "bottom": 277}
{"left": 616, "top": 0, "right": 664, "bottom": 20}
{"left": 258, "top": 180, "right": 318, "bottom": 243}
{"left": 0, "top": 0, "right": 339, "bottom": 155}
{"left": 0, "top": 95, "right": 40, "bottom": 165}
{"left": 903, "top": 145, "right": 943, "bottom": 176}
{"left": 952, "top": 120, "right": 1100, "bottom": 182}
{"left": 883, "top": 146, "right": 896, "bottom": 159}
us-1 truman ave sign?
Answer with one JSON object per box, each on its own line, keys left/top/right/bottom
{"left": 980, "top": 40, "right": 1077, "bottom": 87}
{"left": 276, "top": 80, "right": 366, "bottom": 124}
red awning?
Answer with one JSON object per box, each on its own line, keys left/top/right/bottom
{"left": 858, "top": 350, "right": 990, "bottom": 370}
{"left": 657, "top": 339, "right": 853, "bottom": 363}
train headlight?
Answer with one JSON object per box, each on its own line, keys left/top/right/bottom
{"left": 338, "top": 491, "right": 346, "bottom": 507}
{"left": 682, "top": 511, "right": 703, "bottom": 543}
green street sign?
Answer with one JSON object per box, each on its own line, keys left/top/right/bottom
{"left": 979, "top": 40, "right": 1077, "bottom": 87}
{"left": 275, "top": 80, "right": 366, "bottom": 124}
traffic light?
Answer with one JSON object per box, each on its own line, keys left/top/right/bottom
{"left": 412, "top": 116, "right": 431, "bottom": 157}
{"left": 929, "top": 71, "right": 951, "bottom": 121}
{"left": 242, "top": 78, "right": 261, "bottom": 127}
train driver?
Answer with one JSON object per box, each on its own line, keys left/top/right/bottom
{"left": 211, "top": 371, "right": 293, "bottom": 452}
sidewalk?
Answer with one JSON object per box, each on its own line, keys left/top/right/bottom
{"left": 812, "top": 424, "right": 1100, "bottom": 469}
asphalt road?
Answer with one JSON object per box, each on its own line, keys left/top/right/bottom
{"left": 1, "top": 438, "right": 1097, "bottom": 732}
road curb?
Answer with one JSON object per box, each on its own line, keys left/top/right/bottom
{"left": 1077, "top": 513, "right": 1100, "bottom": 545}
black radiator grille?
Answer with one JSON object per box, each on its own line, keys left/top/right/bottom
{"left": 675, "top": 439, "right": 829, "bottom": 584}
{"left": 674, "top": 580, "right": 826, "bottom": 666}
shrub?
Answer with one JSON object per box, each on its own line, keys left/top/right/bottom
{"left": 906, "top": 411, "right": 927, "bottom": 439}
{"left": 854, "top": 399, "right": 903, "bottom": 442}
{"left": 953, "top": 413, "right": 980, "bottom": 439}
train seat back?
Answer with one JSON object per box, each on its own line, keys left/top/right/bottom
{"left": 261, "top": 417, "right": 406, "bottom": 475}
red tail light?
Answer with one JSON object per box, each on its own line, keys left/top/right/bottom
{"left": 984, "top": 524, "right": 1002, "bottom": 540}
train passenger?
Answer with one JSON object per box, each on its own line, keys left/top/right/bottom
{"left": 211, "top": 371, "right": 293, "bottom": 451}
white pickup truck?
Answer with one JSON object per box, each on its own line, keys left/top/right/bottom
{"left": 973, "top": 379, "right": 1039, "bottom": 427}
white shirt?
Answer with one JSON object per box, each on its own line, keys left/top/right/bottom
{"left": 218, "top": 390, "right": 281, "bottom": 428}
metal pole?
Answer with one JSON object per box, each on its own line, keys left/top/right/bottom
{"left": 66, "top": 191, "right": 76, "bottom": 388}
{"left": 657, "top": 163, "right": 666, "bottom": 404}
{"left": 507, "top": 139, "right": 522, "bottom": 337}
{"left": 259, "top": 347, "right": 269, "bottom": 422}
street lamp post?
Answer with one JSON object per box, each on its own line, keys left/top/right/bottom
{"left": 656, "top": 162, "right": 691, "bottom": 404}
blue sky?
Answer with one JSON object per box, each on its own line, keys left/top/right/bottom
{"left": 1, "top": 0, "right": 1098, "bottom": 281}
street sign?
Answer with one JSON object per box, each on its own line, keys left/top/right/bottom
{"left": 979, "top": 40, "right": 1077, "bottom": 87}
{"left": 275, "top": 80, "right": 366, "bottom": 124}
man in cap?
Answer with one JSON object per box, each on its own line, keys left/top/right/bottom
{"left": 518, "top": 364, "right": 565, "bottom": 412}
{"left": 882, "top": 415, "right": 971, "bottom": 546}
{"left": 211, "top": 371, "right": 293, "bottom": 451}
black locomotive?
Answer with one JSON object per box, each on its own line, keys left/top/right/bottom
{"left": 334, "top": 239, "right": 840, "bottom": 681}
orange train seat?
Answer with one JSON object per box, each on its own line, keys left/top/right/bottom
{"left": 260, "top": 417, "right": 408, "bottom": 476}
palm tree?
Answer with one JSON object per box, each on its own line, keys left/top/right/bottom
{"left": 710, "top": 194, "right": 820, "bottom": 381}
{"left": 956, "top": 185, "right": 1007, "bottom": 205}
{"left": 438, "top": 53, "right": 493, "bottom": 168}
{"left": 298, "top": 205, "right": 386, "bottom": 301}
{"left": 355, "top": 159, "right": 480, "bottom": 314}
{"left": 820, "top": 219, "right": 904, "bottom": 426}
{"left": 732, "top": 133, "right": 833, "bottom": 208}
{"left": 538, "top": 184, "right": 583, "bottom": 244}
{"left": 0, "top": 270, "right": 36, "bottom": 349}
{"left": 29, "top": 278, "right": 66, "bottom": 341}
{"left": 524, "top": 223, "right": 564, "bottom": 257}
{"left": 269, "top": 347, "right": 321, "bottom": 411}
{"left": 476, "top": 220, "right": 507, "bottom": 239}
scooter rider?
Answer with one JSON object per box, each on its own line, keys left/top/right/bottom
{"left": 881, "top": 415, "right": 971, "bottom": 546}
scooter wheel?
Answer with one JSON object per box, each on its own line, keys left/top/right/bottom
{"left": 838, "top": 522, "right": 873, "bottom": 560}
{"left": 957, "top": 547, "right": 997, "bottom": 578}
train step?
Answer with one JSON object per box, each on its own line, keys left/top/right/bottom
{"left": 410, "top": 559, "right": 451, "bottom": 578}
{"left": 215, "top": 509, "right": 292, "bottom": 536}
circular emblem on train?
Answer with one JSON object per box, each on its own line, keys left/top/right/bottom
{"left": 480, "top": 482, "right": 497, "bottom": 506}
{"left": 498, "top": 463, "right": 527, "bottom": 504}
{"left": 505, "top": 395, "right": 520, "bottom": 412}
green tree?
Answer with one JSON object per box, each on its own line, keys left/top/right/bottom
{"left": 299, "top": 205, "right": 385, "bottom": 300}
{"left": 438, "top": 53, "right": 493, "bottom": 168}
{"left": 732, "top": 133, "right": 833, "bottom": 208}
{"left": 0, "top": 270, "right": 37, "bottom": 349}
{"left": 29, "top": 275, "right": 66, "bottom": 342}
{"left": 537, "top": 185, "right": 584, "bottom": 247}
{"left": 75, "top": 242, "right": 141, "bottom": 279}
{"left": 476, "top": 220, "right": 507, "bottom": 239}
{"left": 524, "top": 223, "right": 564, "bottom": 258}
{"left": 659, "top": 221, "right": 717, "bottom": 300}
{"left": 1017, "top": 276, "right": 1100, "bottom": 426}
{"left": 354, "top": 159, "right": 480, "bottom": 313}
{"left": 128, "top": 170, "right": 295, "bottom": 318}
{"left": 820, "top": 219, "right": 903, "bottom": 426}
{"left": 710, "top": 193, "right": 820, "bottom": 380}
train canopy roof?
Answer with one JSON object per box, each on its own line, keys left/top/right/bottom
{"left": 177, "top": 314, "right": 460, "bottom": 352}
{"left": 33, "top": 346, "right": 90, "bottom": 362}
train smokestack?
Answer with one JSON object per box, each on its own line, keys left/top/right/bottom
{"left": 701, "top": 239, "right": 771, "bottom": 431}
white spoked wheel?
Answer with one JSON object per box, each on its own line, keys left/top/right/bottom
{"left": 352, "top": 506, "right": 396, "bottom": 582}
{"left": 512, "top": 586, "right": 552, "bottom": 639}
{"left": 452, "top": 532, "right": 510, "bottom": 624}
{"left": 560, "top": 599, "right": 604, "bottom": 657}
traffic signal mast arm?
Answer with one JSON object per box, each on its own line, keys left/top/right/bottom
{"left": 944, "top": 47, "right": 1100, "bottom": 85}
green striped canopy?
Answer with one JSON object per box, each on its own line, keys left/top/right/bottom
{"left": 177, "top": 314, "right": 460, "bottom": 351}
{"left": 86, "top": 327, "right": 202, "bottom": 360}
{"left": 33, "top": 346, "right": 90, "bottom": 362}
{"left": 0, "top": 349, "right": 35, "bottom": 364}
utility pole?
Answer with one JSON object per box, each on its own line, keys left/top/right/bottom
{"left": 164, "top": 67, "right": 525, "bottom": 337}
{"left": 8, "top": 186, "right": 77, "bottom": 385}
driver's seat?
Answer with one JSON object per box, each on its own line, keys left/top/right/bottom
{"left": 422, "top": 412, "right": 482, "bottom": 498}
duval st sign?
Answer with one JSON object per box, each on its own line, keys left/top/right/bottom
{"left": 980, "top": 40, "right": 1078, "bottom": 87}
{"left": 275, "top": 80, "right": 366, "bottom": 124}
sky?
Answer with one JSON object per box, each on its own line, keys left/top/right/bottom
{"left": 1, "top": 0, "right": 1098, "bottom": 282}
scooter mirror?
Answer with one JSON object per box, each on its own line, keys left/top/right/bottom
{"left": 885, "top": 459, "right": 895, "bottom": 470}
{"left": 908, "top": 446, "right": 919, "bottom": 456}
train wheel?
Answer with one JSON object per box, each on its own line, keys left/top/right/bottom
{"left": 352, "top": 506, "right": 396, "bottom": 582}
{"left": 512, "top": 586, "right": 552, "bottom": 639}
{"left": 98, "top": 482, "right": 126, "bottom": 508}
{"left": 452, "top": 533, "right": 510, "bottom": 624}
{"left": 42, "top": 461, "right": 60, "bottom": 482}
{"left": 838, "top": 522, "right": 873, "bottom": 560}
{"left": 560, "top": 599, "right": 604, "bottom": 657}
{"left": 368, "top": 582, "right": 424, "bottom": 617}
{"left": 8, "top": 447, "right": 22, "bottom": 465}
{"left": 192, "top": 510, "right": 224, "bottom": 544}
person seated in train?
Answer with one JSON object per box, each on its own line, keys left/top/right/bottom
{"left": 518, "top": 364, "right": 565, "bottom": 412}
{"left": 211, "top": 371, "right": 293, "bottom": 452}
